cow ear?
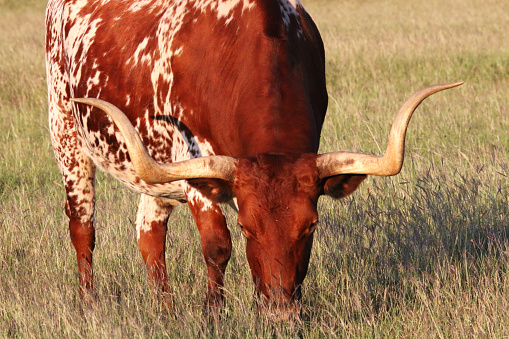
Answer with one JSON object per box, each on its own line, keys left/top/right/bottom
{"left": 321, "top": 174, "right": 367, "bottom": 199}
{"left": 186, "top": 178, "right": 234, "bottom": 203}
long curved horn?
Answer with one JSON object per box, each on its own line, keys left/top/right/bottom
{"left": 71, "top": 98, "right": 238, "bottom": 183}
{"left": 317, "top": 82, "right": 463, "bottom": 179}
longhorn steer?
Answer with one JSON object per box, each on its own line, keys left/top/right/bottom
{"left": 45, "top": 0, "right": 461, "bottom": 316}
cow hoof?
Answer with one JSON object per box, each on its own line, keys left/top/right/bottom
{"left": 202, "top": 295, "right": 224, "bottom": 323}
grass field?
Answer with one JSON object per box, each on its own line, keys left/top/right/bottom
{"left": 0, "top": 0, "right": 508, "bottom": 337}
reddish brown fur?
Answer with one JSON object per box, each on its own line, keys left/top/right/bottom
{"left": 169, "top": 2, "right": 327, "bottom": 157}
{"left": 138, "top": 205, "right": 174, "bottom": 296}
{"left": 193, "top": 154, "right": 366, "bottom": 312}
{"left": 234, "top": 154, "right": 320, "bottom": 303}
{"left": 47, "top": 0, "right": 366, "bottom": 317}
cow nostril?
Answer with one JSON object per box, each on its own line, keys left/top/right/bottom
{"left": 256, "top": 295, "right": 303, "bottom": 322}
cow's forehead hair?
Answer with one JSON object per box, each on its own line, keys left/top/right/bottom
{"left": 235, "top": 154, "right": 319, "bottom": 204}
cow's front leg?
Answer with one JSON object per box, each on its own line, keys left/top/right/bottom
{"left": 185, "top": 186, "right": 232, "bottom": 311}
{"left": 136, "top": 194, "right": 174, "bottom": 303}
{"left": 62, "top": 155, "right": 96, "bottom": 300}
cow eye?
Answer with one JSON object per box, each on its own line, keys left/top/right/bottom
{"left": 238, "top": 222, "right": 250, "bottom": 238}
{"left": 299, "top": 220, "right": 318, "bottom": 239}
{"left": 308, "top": 220, "right": 318, "bottom": 234}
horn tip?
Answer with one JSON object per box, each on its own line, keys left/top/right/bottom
{"left": 70, "top": 97, "right": 90, "bottom": 104}
{"left": 446, "top": 81, "right": 464, "bottom": 88}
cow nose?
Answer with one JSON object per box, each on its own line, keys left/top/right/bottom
{"left": 255, "top": 283, "right": 303, "bottom": 320}
{"left": 257, "top": 296, "right": 302, "bottom": 322}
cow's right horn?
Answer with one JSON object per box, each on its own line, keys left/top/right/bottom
{"left": 317, "top": 82, "right": 463, "bottom": 178}
{"left": 71, "top": 98, "right": 238, "bottom": 183}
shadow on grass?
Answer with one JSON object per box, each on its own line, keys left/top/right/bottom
{"left": 305, "top": 167, "right": 508, "bottom": 322}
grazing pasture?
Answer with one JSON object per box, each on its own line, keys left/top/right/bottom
{"left": 0, "top": 0, "right": 507, "bottom": 337}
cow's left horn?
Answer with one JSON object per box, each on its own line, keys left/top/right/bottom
{"left": 71, "top": 98, "right": 238, "bottom": 183}
{"left": 317, "top": 82, "right": 463, "bottom": 178}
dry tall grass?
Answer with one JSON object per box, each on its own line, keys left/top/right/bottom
{"left": 0, "top": 0, "right": 507, "bottom": 337}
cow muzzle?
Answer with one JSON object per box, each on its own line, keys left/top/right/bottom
{"left": 250, "top": 273, "right": 304, "bottom": 321}
{"left": 256, "top": 286, "right": 303, "bottom": 322}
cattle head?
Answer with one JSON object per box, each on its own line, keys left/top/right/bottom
{"left": 72, "top": 82, "right": 462, "bottom": 316}
{"left": 231, "top": 153, "right": 367, "bottom": 316}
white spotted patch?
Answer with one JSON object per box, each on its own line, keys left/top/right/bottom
{"left": 215, "top": 0, "right": 255, "bottom": 24}
{"left": 127, "top": 0, "right": 165, "bottom": 13}
{"left": 184, "top": 184, "right": 215, "bottom": 212}
{"left": 130, "top": 37, "right": 151, "bottom": 64}
{"left": 181, "top": 135, "right": 219, "bottom": 213}
{"left": 46, "top": 0, "right": 97, "bottom": 223}
{"left": 135, "top": 194, "right": 173, "bottom": 239}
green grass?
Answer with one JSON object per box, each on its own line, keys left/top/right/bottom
{"left": 0, "top": 0, "right": 508, "bottom": 337}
